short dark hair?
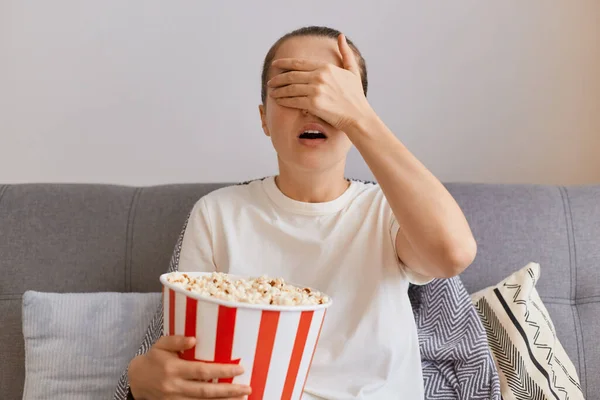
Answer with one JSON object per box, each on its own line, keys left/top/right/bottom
{"left": 260, "top": 26, "right": 368, "bottom": 104}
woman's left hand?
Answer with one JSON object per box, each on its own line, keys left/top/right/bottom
{"left": 268, "top": 34, "right": 375, "bottom": 133}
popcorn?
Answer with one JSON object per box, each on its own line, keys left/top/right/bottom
{"left": 166, "top": 272, "right": 330, "bottom": 306}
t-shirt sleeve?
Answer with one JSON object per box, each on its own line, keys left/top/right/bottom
{"left": 178, "top": 197, "right": 218, "bottom": 273}
{"left": 390, "top": 217, "right": 434, "bottom": 286}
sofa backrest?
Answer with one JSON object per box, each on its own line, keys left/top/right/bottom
{"left": 1, "top": 182, "right": 598, "bottom": 399}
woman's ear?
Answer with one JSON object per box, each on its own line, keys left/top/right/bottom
{"left": 258, "top": 104, "right": 270, "bottom": 137}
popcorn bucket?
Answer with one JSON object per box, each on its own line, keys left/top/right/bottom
{"left": 160, "top": 272, "right": 332, "bottom": 400}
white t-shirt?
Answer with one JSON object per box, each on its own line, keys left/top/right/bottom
{"left": 178, "top": 177, "right": 431, "bottom": 400}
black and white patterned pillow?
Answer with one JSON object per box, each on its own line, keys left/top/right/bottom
{"left": 471, "top": 263, "right": 584, "bottom": 400}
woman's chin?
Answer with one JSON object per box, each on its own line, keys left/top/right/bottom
{"left": 289, "top": 155, "right": 343, "bottom": 173}
{"left": 276, "top": 147, "right": 348, "bottom": 174}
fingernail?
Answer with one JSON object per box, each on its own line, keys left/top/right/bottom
{"left": 235, "top": 365, "right": 245, "bottom": 374}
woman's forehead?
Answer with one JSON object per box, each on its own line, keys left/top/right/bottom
{"left": 273, "top": 36, "right": 343, "bottom": 68}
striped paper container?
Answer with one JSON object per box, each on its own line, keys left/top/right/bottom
{"left": 160, "top": 272, "right": 331, "bottom": 400}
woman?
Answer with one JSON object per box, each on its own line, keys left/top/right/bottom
{"left": 125, "top": 26, "right": 477, "bottom": 400}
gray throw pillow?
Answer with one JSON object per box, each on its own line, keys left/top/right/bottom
{"left": 22, "top": 291, "right": 160, "bottom": 400}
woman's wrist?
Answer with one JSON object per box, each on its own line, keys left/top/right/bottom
{"left": 344, "top": 108, "right": 383, "bottom": 141}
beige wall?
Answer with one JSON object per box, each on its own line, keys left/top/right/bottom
{"left": 1, "top": 1, "right": 599, "bottom": 185}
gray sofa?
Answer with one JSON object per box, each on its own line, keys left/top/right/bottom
{"left": 1, "top": 182, "right": 598, "bottom": 399}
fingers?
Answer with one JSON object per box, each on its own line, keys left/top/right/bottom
{"left": 181, "top": 361, "right": 245, "bottom": 381}
{"left": 271, "top": 58, "right": 325, "bottom": 72}
{"left": 267, "top": 70, "right": 313, "bottom": 88}
{"left": 177, "top": 380, "right": 252, "bottom": 398}
{"left": 170, "top": 393, "right": 249, "bottom": 400}
{"left": 170, "top": 397, "right": 247, "bottom": 400}
{"left": 272, "top": 96, "right": 311, "bottom": 111}
{"left": 270, "top": 84, "right": 315, "bottom": 99}
{"left": 338, "top": 33, "right": 360, "bottom": 76}
{"left": 154, "top": 335, "right": 196, "bottom": 352}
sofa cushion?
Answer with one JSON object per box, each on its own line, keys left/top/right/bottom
{"left": 22, "top": 291, "right": 160, "bottom": 400}
{"left": 471, "top": 263, "right": 584, "bottom": 399}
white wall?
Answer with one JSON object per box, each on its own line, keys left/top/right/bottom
{"left": 1, "top": 0, "right": 599, "bottom": 185}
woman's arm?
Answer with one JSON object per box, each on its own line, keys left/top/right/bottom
{"left": 345, "top": 115, "right": 477, "bottom": 279}
{"left": 268, "top": 34, "right": 476, "bottom": 279}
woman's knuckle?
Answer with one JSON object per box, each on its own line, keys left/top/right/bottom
{"left": 196, "top": 364, "right": 209, "bottom": 380}
{"left": 198, "top": 384, "right": 214, "bottom": 397}
{"left": 194, "top": 385, "right": 207, "bottom": 397}
{"left": 162, "top": 362, "right": 176, "bottom": 376}
{"left": 158, "top": 379, "right": 173, "bottom": 394}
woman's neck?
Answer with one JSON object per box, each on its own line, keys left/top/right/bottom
{"left": 275, "top": 162, "right": 350, "bottom": 203}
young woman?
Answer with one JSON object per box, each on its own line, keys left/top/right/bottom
{"left": 125, "top": 26, "right": 477, "bottom": 400}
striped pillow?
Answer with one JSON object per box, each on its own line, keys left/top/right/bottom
{"left": 22, "top": 291, "right": 160, "bottom": 400}
{"left": 471, "top": 263, "right": 584, "bottom": 400}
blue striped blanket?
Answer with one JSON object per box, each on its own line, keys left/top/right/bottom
{"left": 409, "top": 277, "right": 501, "bottom": 399}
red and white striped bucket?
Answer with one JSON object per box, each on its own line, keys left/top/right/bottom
{"left": 160, "top": 272, "right": 331, "bottom": 400}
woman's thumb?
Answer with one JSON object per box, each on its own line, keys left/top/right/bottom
{"left": 155, "top": 335, "right": 196, "bottom": 352}
{"left": 338, "top": 34, "right": 360, "bottom": 75}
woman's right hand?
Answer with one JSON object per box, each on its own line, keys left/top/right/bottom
{"left": 128, "top": 335, "right": 252, "bottom": 400}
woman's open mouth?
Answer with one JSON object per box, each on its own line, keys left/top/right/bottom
{"left": 298, "top": 124, "right": 328, "bottom": 147}
{"left": 299, "top": 130, "right": 327, "bottom": 140}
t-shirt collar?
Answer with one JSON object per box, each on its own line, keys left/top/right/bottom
{"left": 262, "top": 176, "right": 356, "bottom": 215}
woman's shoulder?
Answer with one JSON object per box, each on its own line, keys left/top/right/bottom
{"left": 347, "top": 178, "right": 392, "bottom": 210}
{"left": 349, "top": 178, "right": 382, "bottom": 197}
{"left": 192, "top": 177, "right": 269, "bottom": 211}
{"left": 349, "top": 177, "right": 378, "bottom": 185}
